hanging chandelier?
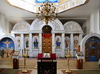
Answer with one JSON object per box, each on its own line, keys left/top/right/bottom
{"left": 36, "top": 2, "right": 57, "bottom": 25}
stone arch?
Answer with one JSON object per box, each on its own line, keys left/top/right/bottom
{"left": 30, "top": 18, "right": 64, "bottom": 30}
{"left": 0, "top": 35, "right": 18, "bottom": 51}
{"left": 80, "top": 33, "right": 100, "bottom": 61}
{"left": 12, "top": 21, "right": 30, "bottom": 31}
{"left": 64, "top": 21, "right": 83, "bottom": 33}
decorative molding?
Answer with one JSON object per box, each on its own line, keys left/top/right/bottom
{"left": 80, "top": 33, "right": 100, "bottom": 61}
{"left": 12, "top": 21, "right": 30, "bottom": 31}
{"left": 30, "top": 19, "right": 44, "bottom": 30}
{"left": 64, "top": 21, "right": 83, "bottom": 33}
{"left": 30, "top": 18, "right": 64, "bottom": 31}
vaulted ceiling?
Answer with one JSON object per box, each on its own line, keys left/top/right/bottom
{"left": 0, "top": 0, "right": 100, "bottom": 24}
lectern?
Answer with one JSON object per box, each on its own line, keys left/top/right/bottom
{"left": 12, "top": 51, "right": 19, "bottom": 69}
{"left": 13, "top": 58, "right": 19, "bottom": 69}
{"left": 76, "top": 51, "right": 84, "bottom": 69}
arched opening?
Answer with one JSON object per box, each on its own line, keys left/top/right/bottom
{"left": 42, "top": 25, "right": 52, "bottom": 34}
{"left": 0, "top": 37, "right": 15, "bottom": 58}
{"left": 85, "top": 36, "right": 100, "bottom": 61}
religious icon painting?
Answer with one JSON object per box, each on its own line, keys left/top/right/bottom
{"left": 16, "top": 36, "right": 21, "bottom": 49}
{"left": 33, "top": 36, "right": 39, "bottom": 49}
{"left": 25, "top": 37, "right": 29, "bottom": 49}
{"left": 73, "top": 36, "right": 79, "bottom": 49}
{"left": 55, "top": 36, "right": 61, "bottom": 49}
{"left": 65, "top": 36, "right": 70, "bottom": 49}
{"left": 0, "top": 38, "right": 15, "bottom": 58}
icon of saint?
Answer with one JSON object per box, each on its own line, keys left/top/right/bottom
{"left": 33, "top": 37, "right": 38, "bottom": 49}
{"left": 56, "top": 37, "right": 61, "bottom": 49}
{"left": 25, "top": 37, "right": 29, "bottom": 48}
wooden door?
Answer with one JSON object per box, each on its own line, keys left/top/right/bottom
{"left": 42, "top": 34, "right": 52, "bottom": 53}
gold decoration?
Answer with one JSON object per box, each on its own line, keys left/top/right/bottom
{"left": 22, "top": 50, "right": 28, "bottom": 73}
{"left": 36, "top": 2, "right": 57, "bottom": 25}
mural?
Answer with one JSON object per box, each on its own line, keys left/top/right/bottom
{"left": 74, "top": 36, "right": 79, "bottom": 49}
{"left": 16, "top": 36, "right": 21, "bottom": 49}
{"left": 55, "top": 36, "right": 61, "bottom": 49}
{"left": 85, "top": 36, "right": 100, "bottom": 61}
{"left": 25, "top": 37, "right": 29, "bottom": 49}
{"left": 65, "top": 36, "right": 70, "bottom": 49}
{"left": 33, "top": 36, "right": 39, "bottom": 49}
{"left": 0, "top": 38, "right": 15, "bottom": 58}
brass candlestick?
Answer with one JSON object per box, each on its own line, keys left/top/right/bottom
{"left": 65, "top": 50, "right": 72, "bottom": 73}
{"left": 22, "top": 49, "right": 28, "bottom": 73}
{"left": 22, "top": 54, "right": 28, "bottom": 73}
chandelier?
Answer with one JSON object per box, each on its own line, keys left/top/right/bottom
{"left": 36, "top": 2, "right": 57, "bottom": 25}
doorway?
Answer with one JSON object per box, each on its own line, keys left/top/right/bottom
{"left": 42, "top": 25, "right": 52, "bottom": 53}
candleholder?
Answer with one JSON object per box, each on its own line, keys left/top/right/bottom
{"left": 22, "top": 49, "right": 28, "bottom": 73}
{"left": 65, "top": 50, "right": 72, "bottom": 73}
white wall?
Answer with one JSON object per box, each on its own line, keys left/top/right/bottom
{"left": 0, "top": 13, "right": 13, "bottom": 35}
{"left": 82, "top": 18, "right": 90, "bottom": 36}
{"left": 90, "top": 10, "right": 100, "bottom": 34}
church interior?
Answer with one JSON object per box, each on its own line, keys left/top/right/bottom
{"left": 0, "top": 0, "right": 100, "bottom": 74}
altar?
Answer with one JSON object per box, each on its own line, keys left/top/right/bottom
{"left": 37, "top": 53, "right": 57, "bottom": 74}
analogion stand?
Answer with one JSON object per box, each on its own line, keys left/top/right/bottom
{"left": 12, "top": 51, "right": 19, "bottom": 69}
{"left": 76, "top": 46, "right": 84, "bottom": 69}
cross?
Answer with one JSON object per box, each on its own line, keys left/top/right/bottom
{"left": 2, "top": 39, "right": 12, "bottom": 49}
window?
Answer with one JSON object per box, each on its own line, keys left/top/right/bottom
{"left": 36, "top": 0, "right": 59, "bottom": 3}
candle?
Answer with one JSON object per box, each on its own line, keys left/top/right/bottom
{"left": 68, "top": 49, "right": 70, "bottom": 55}
{"left": 78, "top": 45, "right": 80, "bottom": 52}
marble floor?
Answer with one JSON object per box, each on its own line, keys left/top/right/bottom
{"left": 19, "top": 69, "right": 64, "bottom": 74}
{"left": 0, "top": 58, "right": 99, "bottom": 74}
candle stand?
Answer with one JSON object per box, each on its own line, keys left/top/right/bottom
{"left": 22, "top": 49, "right": 28, "bottom": 73}
{"left": 65, "top": 50, "right": 72, "bottom": 73}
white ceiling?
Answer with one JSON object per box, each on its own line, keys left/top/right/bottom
{"left": 0, "top": 0, "right": 100, "bottom": 24}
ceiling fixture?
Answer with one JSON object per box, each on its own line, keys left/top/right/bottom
{"left": 36, "top": 2, "right": 57, "bottom": 25}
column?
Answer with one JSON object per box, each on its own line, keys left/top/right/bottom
{"left": 90, "top": 10, "right": 99, "bottom": 33}
{"left": 29, "top": 33, "right": 32, "bottom": 57}
{"left": 61, "top": 33, "right": 65, "bottom": 57}
{"left": 52, "top": 33, "right": 55, "bottom": 53}
{"left": 20, "top": 34, "right": 24, "bottom": 56}
{"left": 70, "top": 34, "right": 74, "bottom": 57}
{"left": 39, "top": 33, "right": 42, "bottom": 53}
{"left": 79, "top": 33, "right": 83, "bottom": 45}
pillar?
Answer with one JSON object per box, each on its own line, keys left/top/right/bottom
{"left": 70, "top": 34, "right": 74, "bottom": 57}
{"left": 52, "top": 33, "right": 55, "bottom": 53}
{"left": 29, "top": 33, "right": 32, "bottom": 57}
{"left": 61, "top": 33, "right": 65, "bottom": 57}
{"left": 39, "top": 33, "right": 42, "bottom": 53}
{"left": 79, "top": 33, "right": 83, "bottom": 45}
{"left": 20, "top": 34, "right": 24, "bottom": 56}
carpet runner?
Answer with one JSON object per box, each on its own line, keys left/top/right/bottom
{"left": 0, "top": 69, "right": 32, "bottom": 74}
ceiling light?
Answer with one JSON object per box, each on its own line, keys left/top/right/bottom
{"left": 36, "top": 2, "right": 57, "bottom": 25}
